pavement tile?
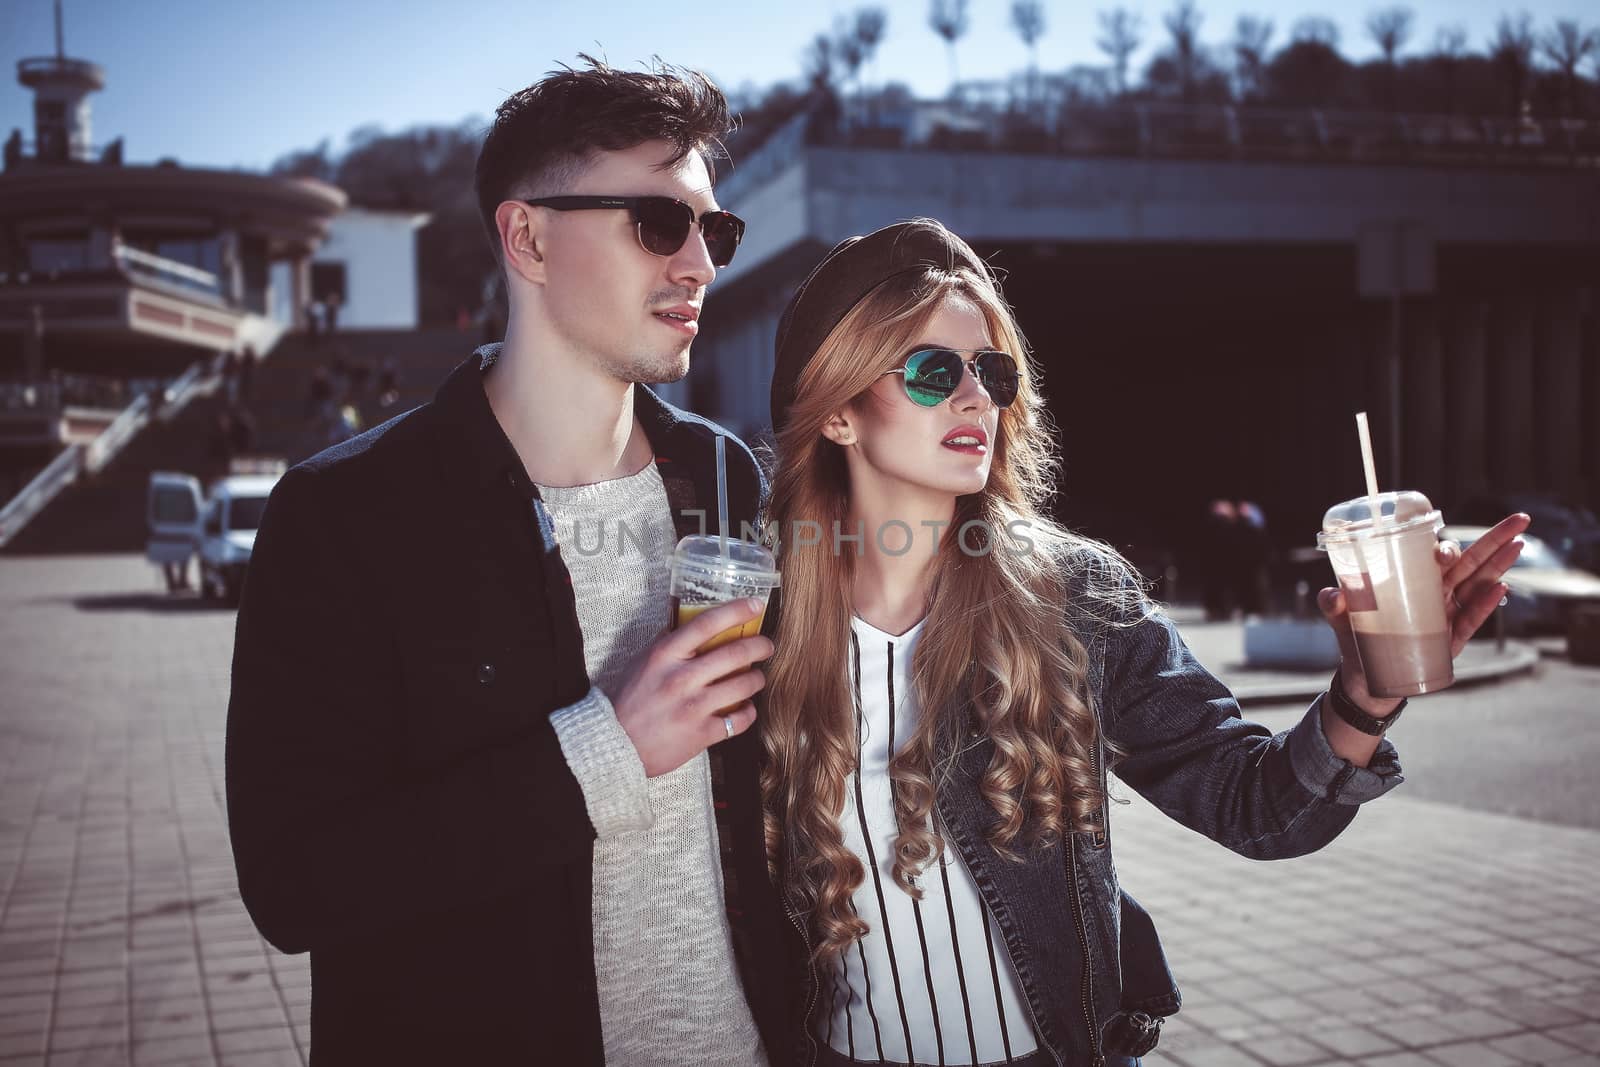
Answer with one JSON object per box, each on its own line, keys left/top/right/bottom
{"left": 0, "top": 959, "right": 54, "bottom": 985}
{"left": 1487, "top": 1031, "right": 1597, "bottom": 1063}
{"left": 47, "top": 1047, "right": 132, "bottom": 1067}
{"left": 46, "top": 1027, "right": 127, "bottom": 1054}
{"left": 53, "top": 987, "right": 126, "bottom": 1012}
{"left": 210, "top": 1031, "right": 292, "bottom": 1058}
{"left": 0, "top": 998, "right": 52, "bottom": 1020}
{"left": 1304, "top": 1027, "right": 1403, "bottom": 1059}
{"left": 1546, "top": 1022, "right": 1600, "bottom": 1055}
{"left": 1255, "top": 969, "right": 1333, "bottom": 996}
{"left": 1417, "top": 1043, "right": 1520, "bottom": 1067}
{"left": 203, "top": 1011, "right": 282, "bottom": 1038}
{"left": 1251, "top": 996, "right": 1323, "bottom": 1023}
{"left": 1418, "top": 973, "right": 1498, "bottom": 998}
{"left": 1164, "top": 1044, "right": 1270, "bottom": 1066}
{"left": 1374, "top": 957, "right": 1440, "bottom": 980}
{"left": 56, "top": 972, "right": 125, "bottom": 995}
{"left": 129, "top": 1035, "right": 212, "bottom": 1066}
{"left": 1190, "top": 1005, "right": 1263, "bottom": 1034}
{"left": 0, "top": 1015, "right": 50, "bottom": 1041}
{"left": 1206, "top": 976, "right": 1283, "bottom": 1002}
{"left": 48, "top": 1006, "right": 125, "bottom": 1035}
{"left": 1359, "top": 1055, "right": 1443, "bottom": 1067}
{"left": 1246, "top": 1034, "right": 1332, "bottom": 1065}
{"left": 0, "top": 1029, "right": 47, "bottom": 1058}
{"left": 1479, "top": 942, "right": 1562, "bottom": 966}
{"left": 217, "top": 1052, "right": 301, "bottom": 1067}
{"left": 1490, "top": 997, "right": 1589, "bottom": 1030}
{"left": 1527, "top": 958, "right": 1600, "bottom": 982}
{"left": 191, "top": 996, "right": 272, "bottom": 1020}
{"left": 128, "top": 1014, "right": 207, "bottom": 1045}
{"left": 1374, "top": 1016, "right": 1465, "bottom": 1049}
{"left": 1432, "top": 1010, "right": 1526, "bottom": 1042}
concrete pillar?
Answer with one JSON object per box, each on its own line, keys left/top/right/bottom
{"left": 1405, "top": 299, "right": 1445, "bottom": 499}
{"left": 1444, "top": 300, "right": 1490, "bottom": 500}
{"left": 1538, "top": 287, "right": 1584, "bottom": 501}
{"left": 1489, "top": 295, "right": 1536, "bottom": 491}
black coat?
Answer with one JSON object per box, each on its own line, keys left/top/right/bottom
{"left": 226, "top": 348, "right": 792, "bottom": 1065}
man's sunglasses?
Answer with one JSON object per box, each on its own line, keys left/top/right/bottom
{"left": 522, "top": 196, "right": 746, "bottom": 267}
{"left": 881, "top": 348, "right": 1021, "bottom": 408}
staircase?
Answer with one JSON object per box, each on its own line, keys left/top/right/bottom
{"left": 0, "top": 328, "right": 472, "bottom": 556}
{"left": 239, "top": 327, "right": 470, "bottom": 463}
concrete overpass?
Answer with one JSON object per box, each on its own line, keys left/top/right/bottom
{"left": 678, "top": 107, "right": 1599, "bottom": 565}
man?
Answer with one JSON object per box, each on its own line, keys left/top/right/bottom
{"left": 226, "top": 58, "right": 791, "bottom": 1065}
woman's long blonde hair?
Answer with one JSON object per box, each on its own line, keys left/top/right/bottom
{"left": 760, "top": 225, "right": 1146, "bottom": 964}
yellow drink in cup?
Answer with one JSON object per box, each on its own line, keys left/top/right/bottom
{"left": 668, "top": 534, "right": 781, "bottom": 712}
{"left": 672, "top": 600, "right": 769, "bottom": 652}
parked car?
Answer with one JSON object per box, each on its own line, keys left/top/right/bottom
{"left": 145, "top": 460, "right": 285, "bottom": 604}
{"left": 146, "top": 472, "right": 202, "bottom": 592}
{"left": 1443, "top": 524, "right": 1600, "bottom": 635}
{"left": 1452, "top": 492, "right": 1600, "bottom": 575}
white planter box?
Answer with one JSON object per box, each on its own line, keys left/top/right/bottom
{"left": 1243, "top": 618, "right": 1342, "bottom": 670}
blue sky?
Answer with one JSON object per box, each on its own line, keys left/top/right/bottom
{"left": 2, "top": 0, "right": 1593, "bottom": 171}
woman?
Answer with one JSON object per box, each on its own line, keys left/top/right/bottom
{"left": 757, "top": 219, "right": 1526, "bottom": 1067}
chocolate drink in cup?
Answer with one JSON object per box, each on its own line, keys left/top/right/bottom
{"left": 669, "top": 535, "right": 781, "bottom": 709}
{"left": 1317, "top": 490, "right": 1454, "bottom": 698}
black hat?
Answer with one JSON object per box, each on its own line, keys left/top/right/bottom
{"left": 770, "top": 218, "right": 987, "bottom": 436}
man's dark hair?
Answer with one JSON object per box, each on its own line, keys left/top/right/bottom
{"left": 475, "top": 55, "right": 734, "bottom": 264}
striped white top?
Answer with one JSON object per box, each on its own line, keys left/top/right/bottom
{"left": 821, "top": 615, "right": 1040, "bottom": 1065}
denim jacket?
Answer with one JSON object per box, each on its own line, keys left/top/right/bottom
{"left": 778, "top": 557, "right": 1403, "bottom": 1067}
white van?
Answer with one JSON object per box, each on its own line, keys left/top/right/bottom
{"left": 145, "top": 459, "right": 286, "bottom": 603}
{"left": 147, "top": 472, "right": 204, "bottom": 592}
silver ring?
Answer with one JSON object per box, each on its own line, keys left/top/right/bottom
{"left": 724, "top": 716, "right": 735, "bottom": 739}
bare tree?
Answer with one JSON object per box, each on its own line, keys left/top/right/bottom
{"left": 854, "top": 7, "right": 889, "bottom": 92}
{"left": 1012, "top": 0, "right": 1048, "bottom": 105}
{"left": 1365, "top": 6, "right": 1414, "bottom": 110}
{"left": 1097, "top": 7, "right": 1144, "bottom": 97}
{"left": 1162, "top": 0, "right": 1204, "bottom": 104}
{"left": 929, "top": 0, "right": 971, "bottom": 93}
{"left": 835, "top": 16, "right": 867, "bottom": 95}
{"left": 1432, "top": 24, "right": 1469, "bottom": 113}
{"left": 1540, "top": 19, "right": 1597, "bottom": 115}
{"left": 1232, "top": 15, "right": 1274, "bottom": 102}
{"left": 802, "top": 33, "right": 837, "bottom": 93}
{"left": 1365, "top": 7, "right": 1414, "bottom": 64}
{"left": 1433, "top": 24, "right": 1468, "bottom": 58}
{"left": 1490, "top": 12, "right": 1536, "bottom": 116}
{"left": 1292, "top": 16, "right": 1341, "bottom": 49}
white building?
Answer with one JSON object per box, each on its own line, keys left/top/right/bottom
{"left": 272, "top": 207, "right": 430, "bottom": 330}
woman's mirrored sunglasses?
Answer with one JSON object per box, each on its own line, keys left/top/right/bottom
{"left": 522, "top": 196, "right": 746, "bottom": 267}
{"left": 882, "top": 348, "right": 1021, "bottom": 408}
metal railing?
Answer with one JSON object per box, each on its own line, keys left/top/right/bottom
{"left": 725, "top": 98, "right": 1600, "bottom": 202}
{"left": 114, "top": 245, "right": 221, "bottom": 295}
{"left": 83, "top": 392, "right": 151, "bottom": 474}
{"left": 0, "top": 441, "right": 82, "bottom": 549}
{"left": 0, "top": 353, "right": 223, "bottom": 548}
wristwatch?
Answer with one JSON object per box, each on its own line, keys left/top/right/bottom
{"left": 1327, "top": 670, "right": 1406, "bottom": 736}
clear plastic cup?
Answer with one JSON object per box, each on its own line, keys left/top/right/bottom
{"left": 669, "top": 535, "right": 781, "bottom": 654}
{"left": 1316, "top": 490, "right": 1453, "bottom": 698}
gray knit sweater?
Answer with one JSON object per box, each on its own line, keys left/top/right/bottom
{"left": 541, "top": 460, "right": 767, "bottom": 1067}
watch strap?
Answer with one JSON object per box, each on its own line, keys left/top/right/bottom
{"left": 1328, "top": 670, "right": 1406, "bottom": 736}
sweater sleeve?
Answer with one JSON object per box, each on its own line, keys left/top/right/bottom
{"left": 551, "top": 687, "right": 655, "bottom": 836}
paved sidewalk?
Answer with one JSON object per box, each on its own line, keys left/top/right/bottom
{"left": 1, "top": 555, "right": 1597, "bottom": 1066}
